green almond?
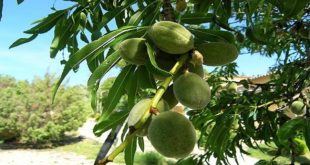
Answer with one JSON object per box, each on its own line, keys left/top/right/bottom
{"left": 148, "top": 21, "right": 194, "bottom": 54}
{"left": 197, "top": 42, "right": 238, "bottom": 66}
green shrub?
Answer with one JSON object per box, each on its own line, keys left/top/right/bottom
{"left": 0, "top": 74, "right": 92, "bottom": 144}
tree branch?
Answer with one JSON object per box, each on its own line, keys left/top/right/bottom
{"left": 162, "top": 0, "right": 176, "bottom": 22}
{"left": 94, "top": 124, "right": 122, "bottom": 165}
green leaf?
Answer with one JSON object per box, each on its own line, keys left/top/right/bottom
{"left": 189, "top": 28, "right": 235, "bottom": 44}
{"left": 277, "top": 117, "right": 305, "bottom": 145}
{"left": 194, "top": 0, "right": 213, "bottom": 13}
{"left": 86, "top": 54, "right": 100, "bottom": 73}
{"left": 222, "top": 0, "right": 232, "bottom": 18}
{"left": 121, "top": 125, "right": 129, "bottom": 142}
{"left": 255, "top": 160, "right": 278, "bottom": 165}
{"left": 206, "top": 114, "right": 234, "bottom": 159}
{"left": 128, "top": 0, "right": 159, "bottom": 26}
{"left": 282, "top": 0, "right": 309, "bottom": 17}
{"left": 9, "top": 34, "right": 38, "bottom": 49}
{"left": 128, "top": 11, "right": 143, "bottom": 26}
{"left": 115, "top": 10, "right": 126, "bottom": 27}
{"left": 87, "top": 27, "right": 148, "bottom": 63}
{"left": 214, "top": 15, "right": 235, "bottom": 32}
{"left": 145, "top": 42, "right": 171, "bottom": 78}
{"left": 125, "top": 136, "right": 137, "bottom": 165}
{"left": 136, "top": 65, "right": 156, "bottom": 89}
{"left": 141, "top": 0, "right": 162, "bottom": 26}
{"left": 137, "top": 137, "right": 144, "bottom": 152}
{"left": 93, "top": 110, "right": 129, "bottom": 136}
{"left": 17, "top": 0, "right": 24, "bottom": 4}
{"left": 98, "top": 0, "right": 136, "bottom": 29}
{"left": 79, "top": 12, "right": 87, "bottom": 30}
{"left": 80, "top": 32, "right": 89, "bottom": 43}
{"left": 87, "top": 51, "right": 121, "bottom": 109}
{"left": 24, "top": 9, "right": 68, "bottom": 34}
{"left": 50, "top": 17, "right": 75, "bottom": 58}
{"left": 85, "top": 26, "right": 147, "bottom": 72}
{"left": 176, "top": 156, "right": 200, "bottom": 165}
{"left": 246, "top": 0, "right": 263, "bottom": 15}
{"left": 304, "top": 119, "right": 310, "bottom": 150}
{"left": 125, "top": 69, "right": 138, "bottom": 109}
{"left": 181, "top": 13, "right": 213, "bottom": 24}
{"left": 52, "top": 26, "right": 144, "bottom": 101}
{"left": 102, "top": 65, "right": 136, "bottom": 117}
{"left": 0, "top": 0, "right": 3, "bottom": 21}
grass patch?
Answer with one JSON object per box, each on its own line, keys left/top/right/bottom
{"left": 247, "top": 143, "right": 310, "bottom": 164}
{"left": 113, "top": 151, "right": 176, "bottom": 165}
{"left": 54, "top": 139, "right": 175, "bottom": 164}
{"left": 55, "top": 139, "right": 101, "bottom": 160}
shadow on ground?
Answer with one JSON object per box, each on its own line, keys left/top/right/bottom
{"left": 0, "top": 136, "right": 85, "bottom": 149}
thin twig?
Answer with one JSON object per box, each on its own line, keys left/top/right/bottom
{"left": 162, "top": 0, "right": 176, "bottom": 22}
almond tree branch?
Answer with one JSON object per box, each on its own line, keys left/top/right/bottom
{"left": 97, "top": 54, "right": 189, "bottom": 165}
{"left": 162, "top": 0, "right": 176, "bottom": 22}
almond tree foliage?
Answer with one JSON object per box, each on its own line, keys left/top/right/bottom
{"left": 2, "top": 0, "right": 310, "bottom": 164}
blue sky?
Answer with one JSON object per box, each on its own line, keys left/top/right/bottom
{"left": 0, "top": 0, "right": 277, "bottom": 86}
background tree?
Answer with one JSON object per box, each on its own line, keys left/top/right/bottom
{"left": 1, "top": 0, "right": 310, "bottom": 164}
{"left": 0, "top": 74, "right": 92, "bottom": 145}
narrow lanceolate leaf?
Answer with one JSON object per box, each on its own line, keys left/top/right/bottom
{"left": 282, "top": 0, "right": 309, "bottom": 17}
{"left": 142, "top": 0, "right": 162, "bottom": 26}
{"left": 206, "top": 115, "right": 234, "bottom": 159}
{"left": 189, "top": 28, "right": 235, "bottom": 44}
{"left": 304, "top": 119, "right": 310, "bottom": 150}
{"left": 145, "top": 42, "right": 171, "bottom": 78}
{"left": 0, "top": 0, "right": 3, "bottom": 21}
{"left": 137, "top": 137, "right": 145, "bottom": 152}
{"left": 194, "top": 0, "right": 213, "bottom": 13}
{"left": 9, "top": 34, "right": 38, "bottom": 49}
{"left": 93, "top": 110, "right": 129, "bottom": 136}
{"left": 50, "top": 17, "right": 75, "bottom": 58}
{"left": 246, "top": 0, "right": 263, "bottom": 15}
{"left": 136, "top": 66, "right": 156, "bottom": 89}
{"left": 277, "top": 117, "right": 305, "bottom": 145}
{"left": 102, "top": 65, "right": 136, "bottom": 117}
{"left": 98, "top": 0, "right": 136, "bottom": 29}
{"left": 80, "top": 32, "right": 89, "bottom": 43}
{"left": 125, "top": 136, "right": 137, "bottom": 165}
{"left": 87, "top": 51, "right": 121, "bottom": 109}
{"left": 126, "top": 69, "right": 138, "bottom": 109}
{"left": 52, "top": 26, "right": 143, "bottom": 101}
{"left": 128, "top": 11, "right": 143, "bottom": 26}
{"left": 128, "top": 0, "right": 159, "bottom": 26}
{"left": 24, "top": 9, "right": 68, "bottom": 34}
{"left": 181, "top": 13, "right": 213, "bottom": 24}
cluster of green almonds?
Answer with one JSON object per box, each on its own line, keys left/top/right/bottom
{"left": 120, "top": 21, "right": 239, "bottom": 158}
{"left": 119, "top": 21, "right": 238, "bottom": 110}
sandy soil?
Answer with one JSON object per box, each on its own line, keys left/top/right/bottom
{"left": 0, "top": 149, "right": 94, "bottom": 165}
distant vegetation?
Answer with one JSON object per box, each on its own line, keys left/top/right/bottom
{"left": 0, "top": 74, "right": 92, "bottom": 145}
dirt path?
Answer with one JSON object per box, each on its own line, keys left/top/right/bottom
{"left": 0, "top": 149, "right": 94, "bottom": 165}
{"left": 0, "top": 119, "right": 116, "bottom": 165}
{"left": 0, "top": 120, "right": 258, "bottom": 165}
